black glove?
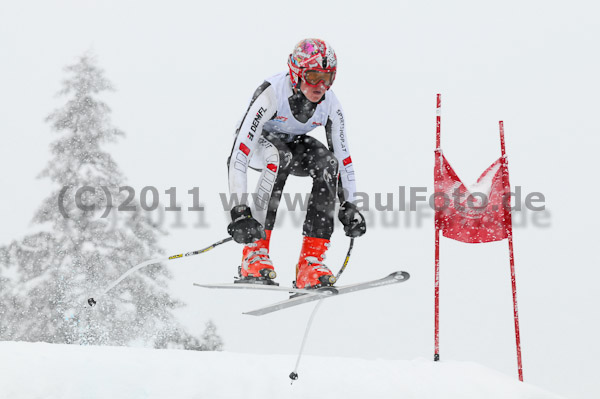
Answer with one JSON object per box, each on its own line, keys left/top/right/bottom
{"left": 338, "top": 201, "right": 366, "bottom": 238}
{"left": 227, "top": 205, "right": 266, "bottom": 244}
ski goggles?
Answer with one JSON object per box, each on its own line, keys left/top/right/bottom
{"left": 301, "top": 68, "right": 336, "bottom": 88}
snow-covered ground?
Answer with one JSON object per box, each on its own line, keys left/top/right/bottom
{"left": 0, "top": 341, "right": 562, "bottom": 399}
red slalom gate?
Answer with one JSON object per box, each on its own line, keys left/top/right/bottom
{"left": 432, "top": 95, "right": 524, "bottom": 381}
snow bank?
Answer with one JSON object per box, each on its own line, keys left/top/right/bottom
{"left": 0, "top": 341, "right": 562, "bottom": 399}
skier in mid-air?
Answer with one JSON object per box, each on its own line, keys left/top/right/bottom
{"left": 227, "top": 38, "right": 366, "bottom": 289}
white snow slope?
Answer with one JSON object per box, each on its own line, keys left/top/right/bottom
{"left": 0, "top": 342, "right": 562, "bottom": 399}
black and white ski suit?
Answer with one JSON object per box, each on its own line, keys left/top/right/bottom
{"left": 228, "top": 72, "right": 357, "bottom": 239}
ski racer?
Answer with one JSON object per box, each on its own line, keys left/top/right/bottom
{"left": 226, "top": 38, "right": 366, "bottom": 289}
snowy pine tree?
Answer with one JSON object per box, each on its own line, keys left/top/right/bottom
{"left": 0, "top": 53, "right": 188, "bottom": 346}
{"left": 200, "top": 320, "right": 224, "bottom": 351}
{"left": 153, "top": 320, "right": 224, "bottom": 351}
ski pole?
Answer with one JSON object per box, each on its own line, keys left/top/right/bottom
{"left": 289, "top": 298, "right": 324, "bottom": 384}
{"left": 290, "top": 237, "right": 354, "bottom": 383}
{"left": 87, "top": 237, "right": 233, "bottom": 306}
{"left": 334, "top": 237, "right": 354, "bottom": 282}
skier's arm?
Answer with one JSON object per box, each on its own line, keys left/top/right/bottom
{"left": 325, "top": 95, "right": 365, "bottom": 237}
{"left": 325, "top": 96, "right": 357, "bottom": 204}
{"left": 228, "top": 82, "right": 277, "bottom": 203}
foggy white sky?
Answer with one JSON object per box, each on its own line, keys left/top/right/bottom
{"left": 1, "top": 1, "right": 598, "bottom": 398}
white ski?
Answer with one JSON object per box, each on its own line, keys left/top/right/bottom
{"left": 194, "top": 271, "right": 410, "bottom": 316}
{"left": 192, "top": 282, "right": 331, "bottom": 296}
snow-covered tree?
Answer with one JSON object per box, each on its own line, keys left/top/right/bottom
{"left": 200, "top": 320, "right": 224, "bottom": 351}
{"left": 0, "top": 53, "right": 187, "bottom": 346}
{"left": 153, "top": 320, "right": 224, "bottom": 352}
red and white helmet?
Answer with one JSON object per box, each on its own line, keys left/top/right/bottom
{"left": 288, "top": 38, "right": 337, "bottom": 89}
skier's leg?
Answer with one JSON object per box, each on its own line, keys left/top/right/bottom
{"left": 238, "top": 134, "right": 292, "bottom": 282}
{"left": 288, "top": 135, "right": 339, "bottom": 239}
{"left": 250, "top": 134, "right": 293, "bottom": 229}
{"left": 288, "top": 136, "right": 339, "bottom": 288}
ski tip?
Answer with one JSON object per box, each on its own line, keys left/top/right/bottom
{"left": 192, "top": 283, "right": 208, "bottom": 288}
{"left": 242, "top": 311, "right": 261, "bottom": 316}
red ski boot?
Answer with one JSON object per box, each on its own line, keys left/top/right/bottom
{"left": 295, "top": 236, "right": 337, "bottom": 289}
{"left": 237, "top": 230, "right": 277, "bottom": 284}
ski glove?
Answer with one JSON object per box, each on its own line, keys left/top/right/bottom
{"left": 227, "top": 205, "right": 266, "bottom": 244}
{"left": 338, "top": 201, "right": 366, "bottom": 238}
